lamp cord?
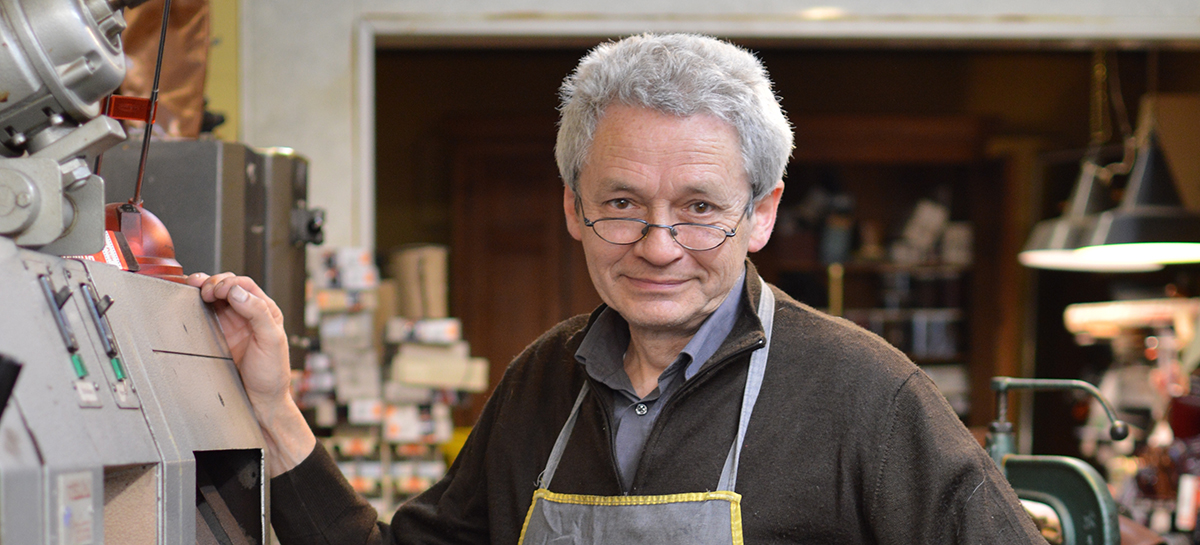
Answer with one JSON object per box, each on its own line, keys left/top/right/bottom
{"left": 1095, "top": 51, "right": 1137, "bottom": 184}
{"left": 1088, "top": 49, "right": 1110, "bottom": 148}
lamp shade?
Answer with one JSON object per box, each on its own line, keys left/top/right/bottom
{"left": 1077, "top": 131, "right": 1200, "bottom": 267}
{"left": 1019, "top": 154, "right": 1162, "bottom": 272}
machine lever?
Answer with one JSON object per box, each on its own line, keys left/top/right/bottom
{"left": 38, "top": 275, "right": 79, "bottom": 353}
{"left": 97, "top": 294, "right": 114, "bottom": 316}
{"left": 987, "top": 376, "right": 1129, "bottom": 468}
{"left": 80, "top": 283, "right": 128, "bottom": 382}
{"left": 81, "top": 284, "right": 117, "bottom": 356}
{"left": 992, "top": 377, "right": 1128, "bottom": 441}
{"left": 37, "top": 275, "right": 95, "bottom": 390}
{"left": 54, "top": 286, "right": 72, "bottom": 308}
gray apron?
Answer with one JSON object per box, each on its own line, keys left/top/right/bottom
{"left": 518, "top": 278, "right": 776, "bottom": 545}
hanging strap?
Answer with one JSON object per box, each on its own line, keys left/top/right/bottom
{"left": 537, "top": 381, "right": 591, "bottom": 489}
{"left": 717, "top": 277, "right": 775, "bottom": 492}
{"left": 539, "top": 277, "right": 776, "bottom": 492}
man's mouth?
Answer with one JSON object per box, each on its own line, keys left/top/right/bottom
{"left": 622, "top": 276, "right": 690, "bottom": 291}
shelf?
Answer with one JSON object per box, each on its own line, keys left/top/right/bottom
{"left": 775, "top": 259, "right": 970, "bottom": 276}
{"left": 751, "top": 113, "right": 1032, "bottom": 429}
{"left": 913, "top": 356, "right": 969, "bottom": 365}
{"left": 839, "top": 307, "right": 964, "bottom": 362}
{"left": 791, "top": 115, "right": 986, "bottom": 164}
{"left": 842, "top": 307, "right": 964, "bottom": 321}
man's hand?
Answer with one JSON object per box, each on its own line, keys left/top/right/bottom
{"left": 189, "top": 272, "right": 288, "bottom": 401}
{"left": 187, "top": 272, "right": 316, "bottom": 477}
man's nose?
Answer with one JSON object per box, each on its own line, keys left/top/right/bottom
{"left": 635, "top": 223, "right": 684, "bottom": 264}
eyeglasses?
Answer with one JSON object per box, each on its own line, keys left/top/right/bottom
{"left": 581, "top": 212, "right": 742, "bottom": 251}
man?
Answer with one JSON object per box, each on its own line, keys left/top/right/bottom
{"left": 190, "top": 33, "right": 1043, "bottom": 543}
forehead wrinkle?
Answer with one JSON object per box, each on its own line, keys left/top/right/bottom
{"left": 600, "top": 140, "right": 735, "bottom": 167}
{"left": 591, "top": 142, "right": 741, "bottom": 183}
{"left": 581, "top": 105, "right": 748, "bottom": 204}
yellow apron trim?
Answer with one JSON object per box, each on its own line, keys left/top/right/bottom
{"left": 730, "top": 498, "right": 744, "bottom": 545}
{"left": 534, "top": 488, "right": 741, "bottom": 506}
{"left": 518, "top": 489, "right": 745, "bottom": 544}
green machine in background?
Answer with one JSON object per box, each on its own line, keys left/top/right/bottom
{"left": 987, "top": 377, "right": 1131, "bottom": 545}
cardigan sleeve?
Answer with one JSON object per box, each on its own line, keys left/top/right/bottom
{"left": 865, "top": 370, "right": 1045, "bottom": 544}
{"left": 270, "top": 442, "right": 390, "bottom": 544}
{"left": 268, "top": 407, "right": 502, "bottom": 545}
{"left": 269, "top": 395, "right": 506, "bottom": 545}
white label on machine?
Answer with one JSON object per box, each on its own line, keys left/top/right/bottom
{"left": 73, "top": 380, "right": 102, "bottom": 408}
{"left": 113, "top": 379, "right": 134, "bottom": 407}
{"left": 58, "top": 471, "right": 94, "bottom": 545}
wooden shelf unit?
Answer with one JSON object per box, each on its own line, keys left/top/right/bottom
{"left": 756, "top": 114, "right": 1028, "bottom": 429}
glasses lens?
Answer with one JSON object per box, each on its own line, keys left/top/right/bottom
{"left": 592, "top": 219, "right": 647, "bottom": 245}
{"left": 674, "top": 224, "right": 728, "bottom": 251}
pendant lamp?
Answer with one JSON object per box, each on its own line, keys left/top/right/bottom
{"left": 1075, "top": 130, "right": 1200, "bottom": 267}
{"left": 1018, "top": 151, "right": 1162, "bottom": 272}
{"left": 1017, "top": 48, "right": 1166, "bottom": 272}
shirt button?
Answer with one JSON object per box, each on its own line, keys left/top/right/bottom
{"left": 635, "top": 403, "right": 648, "bottom": 416}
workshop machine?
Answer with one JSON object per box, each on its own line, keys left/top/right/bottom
{"left": 988, "top": 377, "right": 1131, "bottom": 545}
{"left": 0, "top": 0, "right": 318, "bottom": 542}
{"left": 99, "top": 140, "right": 324, "bottom": 370}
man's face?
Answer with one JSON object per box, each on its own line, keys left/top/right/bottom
{"left": 564, "top": 104, "right": 783, "bottom": 336}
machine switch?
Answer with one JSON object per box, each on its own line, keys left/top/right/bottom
{"left": 79, "top": 281, "right": 138, "bottom": 406}
{"left": 38, "top": 275, "right": 82, "bottom": 363}
{"left": 38, "top": 274, "right": 103, "bottom": 407}
{"left": 81, "top": 283, "right": 121, "bottom": 360}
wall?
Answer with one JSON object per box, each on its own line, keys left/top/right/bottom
{"left": 239, "top": 0, "right": 1200, "bottom": 250}
{"left": 204, "top": 0, "right": 238, "bottom": 141}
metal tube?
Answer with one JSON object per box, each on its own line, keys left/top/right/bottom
{"left": 130, "top": 0, "right": 173, "bottom": 206}
{"left": 991, "top": 376, "right": 1129, "bottom": 441}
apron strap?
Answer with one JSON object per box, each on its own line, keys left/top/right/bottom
{"left": 536, "top": 381, "right": 591, "bottom": 489}
{"left": 717, "top": 276, "right": 775, "bottom": 492}
{"left": 538, "top": 275, "right": 777, "bottom": 493}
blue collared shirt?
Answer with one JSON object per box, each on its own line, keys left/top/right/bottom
{"left": 574, "top": 269, "right": 746, "bottom": 491}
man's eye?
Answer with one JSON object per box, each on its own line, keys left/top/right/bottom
{"left": 607, "top": 199, "right": 632, "bottom": 209}
{"left": 691, "top": 202, "right": 713, "bottom": 214}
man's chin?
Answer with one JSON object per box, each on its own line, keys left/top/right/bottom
{"left": 615, "top": 306, "right": 704, "bottom": 334}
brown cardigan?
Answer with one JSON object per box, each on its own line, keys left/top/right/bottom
{"left": 270, "top": 264, "right": 1044, "bottom": 544}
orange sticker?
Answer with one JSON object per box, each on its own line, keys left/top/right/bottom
{"left": 63, "top": 231, "right": 137, "bottom": 271}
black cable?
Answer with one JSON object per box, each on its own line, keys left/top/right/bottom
{"left": 130, "top": 0, "right": 173, "bottom": 206}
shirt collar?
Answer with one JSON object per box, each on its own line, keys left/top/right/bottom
{"left": 681, "top": 269, "right": 745, "bottom": 380}
{"left": 574, "top": 268, "right": 747, "bottom": 390}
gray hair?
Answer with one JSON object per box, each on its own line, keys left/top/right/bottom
{"left": 556, "top": 33, "right": 794, "bottom": 208}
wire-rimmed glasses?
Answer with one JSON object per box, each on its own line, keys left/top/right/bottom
{"left": 581, "top": 213, "right": 742, "bottom": 251}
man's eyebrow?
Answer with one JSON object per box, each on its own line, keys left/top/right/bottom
{"left": 589, "top": 178, "right": 740, "bottom": 203}
{"left": 678, "top": 184, "right": 719, "bottom": 197}
{"left": 674, "top": 183, "right": 741, "bottom": 204}
{"left": 592, "top": 179, "right": 638, "bottom": 194}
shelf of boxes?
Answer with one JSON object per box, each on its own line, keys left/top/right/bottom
{"left": 301, "top": 246, "right": 489, "bottom": 516}
{"left": 379, "top": 316, "right": 487, "bottom": 506}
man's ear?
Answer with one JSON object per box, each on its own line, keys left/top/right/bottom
{"left": 747, "top": 181, "right": 784, "bottom": 253}
{"left": 564, "top": 187, "right": 582, "bottom": 241}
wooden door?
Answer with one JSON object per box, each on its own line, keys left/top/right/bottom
{"left": 448, "top": 116, "right": 600, "bottom": 423}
